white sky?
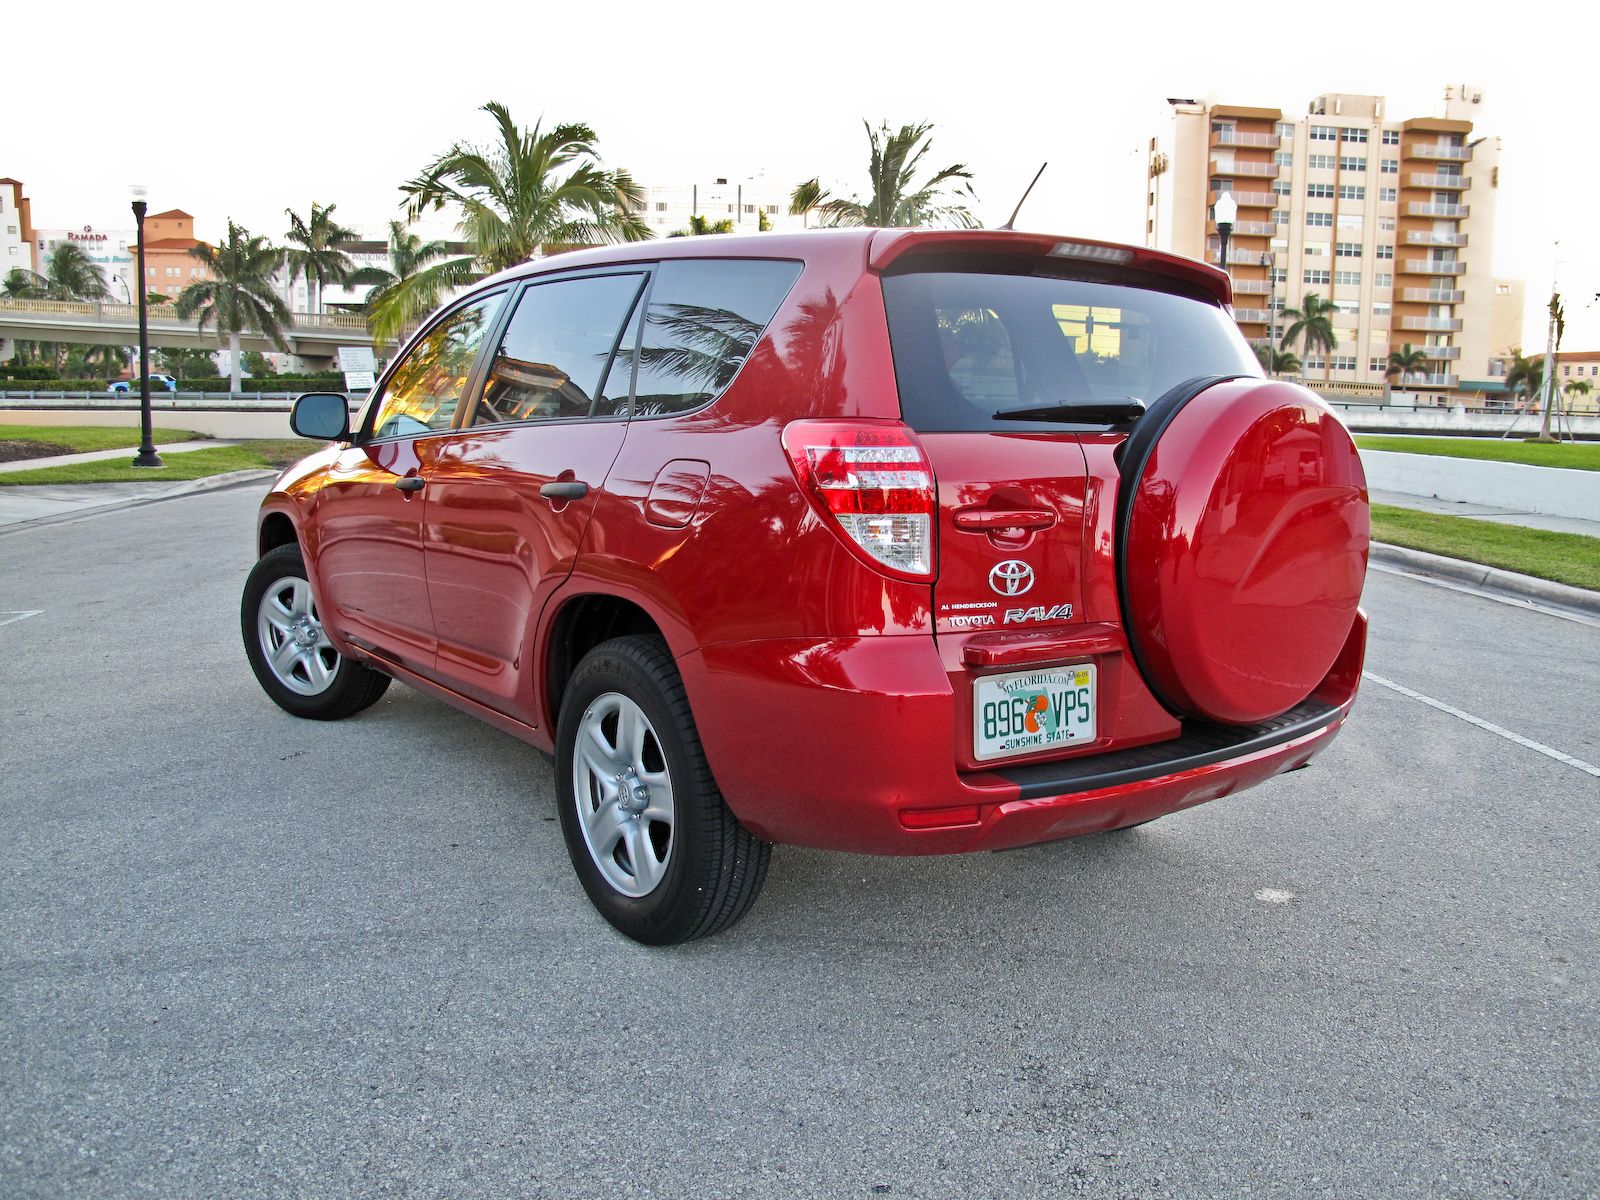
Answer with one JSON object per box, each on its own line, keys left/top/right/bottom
{"left": 10, "top": 0, "right": 1592, "bottom": 348}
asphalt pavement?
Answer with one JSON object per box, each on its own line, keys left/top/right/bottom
{"left": 2, "top": 484, "right": 1596, "bottom": 1199}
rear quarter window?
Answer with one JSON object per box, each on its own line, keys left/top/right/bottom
{"left": 630, "top": 258, "right": 802, "bottom": 416}
{"left": 881, "top": 269, "right": 1260, "bottom": 432}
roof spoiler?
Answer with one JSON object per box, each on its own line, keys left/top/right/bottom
{"left": 866, "top": 230, "right": 1233, "bottom": 307}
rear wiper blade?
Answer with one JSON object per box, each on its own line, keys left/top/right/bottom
{"left": 992, "top": 398, "right": 1146, "bottom": 424}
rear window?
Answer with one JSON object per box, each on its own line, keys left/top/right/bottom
{"left": 881, "top": 269, "right": 1260, "bottom": 431}
{"left": 630, "top": 258, "right": 803, "bottom": 416}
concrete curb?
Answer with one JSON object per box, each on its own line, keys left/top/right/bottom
{"left": 0, "top": 469, "right": 275, "bottom": 536}
{"left": 1370, "top": 541, "right": 1600, "bottom": 617}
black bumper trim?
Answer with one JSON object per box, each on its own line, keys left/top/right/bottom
{"left": 992, "top": 699, "right": 1341, "bottom": 800}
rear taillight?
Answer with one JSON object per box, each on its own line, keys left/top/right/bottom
{"left": 781, "top": 420, "right": 935, "bottom": 580}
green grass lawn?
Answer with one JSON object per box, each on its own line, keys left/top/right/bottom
{"left": 1371, "top": 504, "right": 1600, "bottom": 592}
{"left": 1356, "top": 435, "right": 1600, "bottom": 472}
{"left": 0, "top": 423, "right": 206, "bottom": 452}
{"left": 0, "top": 440, "right": 310, "bottom": 486}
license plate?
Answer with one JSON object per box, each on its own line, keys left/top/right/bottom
{"left": 973, "top": 664, "right": 1096, "bottom": 761}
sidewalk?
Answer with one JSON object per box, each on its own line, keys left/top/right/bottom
{"left": 0, "top": 440, "right": 240, "bottom": 474}
{"left": 1370, "top": 488, "right": 1600, "bottom": 539}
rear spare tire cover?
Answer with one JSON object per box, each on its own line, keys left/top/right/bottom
{"left": 1117, "top": 378, "right": 1368, "bottom": 726}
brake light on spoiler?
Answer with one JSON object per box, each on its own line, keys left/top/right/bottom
{"left": 781, "top": 420, "right": 936, "bottom": 580}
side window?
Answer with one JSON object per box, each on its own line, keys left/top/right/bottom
{"left": 369, "top": 293, "right": 503, "bottom": 440}
{"left": 630, "top": 259, "right": 802, "bottom": 416}
{"left": 473, "top": 273, "right": 647, "bottom": 426}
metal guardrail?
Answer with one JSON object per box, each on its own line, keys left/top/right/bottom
{"left": 0, "top": 297, "right": 368, "bottom": 332}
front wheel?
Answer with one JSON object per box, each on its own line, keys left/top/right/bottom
{"left": 556, "top": 636, "right": 770, "bottom": 945}
{"left": 241, "top": 543, "right": 390, "bottom": 720}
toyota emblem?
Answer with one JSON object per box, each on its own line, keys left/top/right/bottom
{"left": 989, "top": 560, "right": 1034, "bottom": 596}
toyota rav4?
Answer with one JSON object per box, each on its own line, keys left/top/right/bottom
{"left": 243, "top": 229, "right": 1369, "bottom": 944}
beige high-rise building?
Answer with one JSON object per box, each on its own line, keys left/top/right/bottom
{"left": 1145, "top": 87, "right": 1519, "bottom": 403}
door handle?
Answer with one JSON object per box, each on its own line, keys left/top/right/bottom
{"left": 952, "top": 507, "right": 1056, "bottom": 532}
{"left": 540, "top": 481, "right": 590, "bottom": 501}
{"left": 393, "top": 476, "right": 426, "bottom": 492}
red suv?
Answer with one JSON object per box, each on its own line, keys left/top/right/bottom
{"left": 244, "top": 229, "right": 1369, "bottom": 944}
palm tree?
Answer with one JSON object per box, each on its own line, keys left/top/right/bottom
{"left": 3, "top": 267, "right": 47, "bottom": 299}
{"left": 43, "top": 242, "right": 112, "bottom": 301}
{"left": 1503, "top": 350, "right": 1543, "bottom": 414}
{"left": 1279, "top": 293, "right": 1338, "bottom": 382}
{"left": 284, "top": 202, "right": 358, "bottom": 315}
{"left": 1384, "top": 343, "right": 1430, "bottom": 402}
{"left": 1536, "top": 293, "right": 1566, "bottom": 442}
{"left": 1563, "top": 378, "right": 1593, "bottom": 418}
{"left": 374, "top": 101, "right": 651, "bottom": 344}
{"left": 667, "top": 214, "right": 735, "bottom": 238}
{"left": 789, "top": 121, "right": 976, "bottom": 228}
{"left": 1254, "top": 344, "right": 1301, "bottom": 376}
{"left": 174, "top": 221, "right": 292, "bottom": 393}
{"left": 346, "top": 220, "right": 454, "bottom": 347}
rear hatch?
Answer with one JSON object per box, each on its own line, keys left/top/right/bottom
{"left": 879, "top": 252, "right": 1262, "bottom": 766}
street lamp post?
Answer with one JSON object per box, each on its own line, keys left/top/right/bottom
{"left": 129, "top": 186, "right": 162, "bottom": 468}
{"left": 1213, "top": 191, "right": 1237, "bottom": 276}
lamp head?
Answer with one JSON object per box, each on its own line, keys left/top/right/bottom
{"left": 129, "top": 184, "right": 148, "bottom": 220}
{"left": 1213, "top": 191, "right": 1238, "bottom": 229}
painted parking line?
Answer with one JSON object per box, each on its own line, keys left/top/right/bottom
{"left": 0, "top": 609, "right": 42, "bottom": 628}
{"left": 1363, "top": 671, "right": 1600, "bottom": 780}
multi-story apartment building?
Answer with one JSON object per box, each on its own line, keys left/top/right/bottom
{"left": 1145, "top": 87, "right": 1519, "bottom": 402}
{"left": 1, "top": 178, "right": 37, "bottom": 275}
{"left": 1554, "top": 350, "right": 1600, "bottom": 415}
{"left": 32, "top": 224, "right": 137, "bottom": 297}
{"left": 639, "top": 173, "right": 806, "bottom": 238}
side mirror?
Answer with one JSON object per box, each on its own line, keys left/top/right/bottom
{"left": 290, "top": 392, "right": 351, "bottom": 441}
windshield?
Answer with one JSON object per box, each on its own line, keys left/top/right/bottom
{"left": 881, "top": 269, "right": 1261, "bottom": 432}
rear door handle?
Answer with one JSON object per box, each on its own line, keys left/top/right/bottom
{"left": 540, "top": 481, "right": 590, "bottom": 501}
{"left": 952, "top": 507, "right": 1056, "bottom": 532}
{"left": 394, "top": 476, "right": 426, "bottom": 493}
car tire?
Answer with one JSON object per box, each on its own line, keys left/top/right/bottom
{"left": 556, "top": 635, "right": 771, "bottom": 945}
{"left": 241, "top": 543, "right": 390, "bottom": 720}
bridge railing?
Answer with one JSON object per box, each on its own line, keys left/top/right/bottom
{"left": 0, "top": 297, "right": 368, "bottom": 332}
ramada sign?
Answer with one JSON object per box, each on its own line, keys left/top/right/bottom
{"left": 68, "top": 226, "right": 107, "bottom": 242}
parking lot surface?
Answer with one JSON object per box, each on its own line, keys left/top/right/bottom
{"left": 2, "top": 485, "right": 1596, "bottom": 1198}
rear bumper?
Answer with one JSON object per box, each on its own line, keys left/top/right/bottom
{"left": 680, "top": 613, "right": 1364, "bottom": 856}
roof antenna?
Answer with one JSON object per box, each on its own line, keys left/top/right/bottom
{"left": 998, "top": 163, "right": 1047, "bottom": 231}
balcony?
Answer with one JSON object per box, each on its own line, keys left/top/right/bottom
{"left": 1404, "top": 143, "right": 1472, "bottom": 162}
{"left": 1418, "top": 345, "right": 1462, "bottom": 360}
{"left": 1406, "top": 374, "right": 1458, "bottom": 388}
{"left": 1232, "top": 279, "right": 1273, "bottom": 295}
{"left": 1404, "top": 230, "right": 1469, "bottom": 247}
{"left": 1408, "top": 173, "right": 1471, "bottom": 190}
{"left": 1402, "top": 259, "right": 1467, "bottom": 275}
{"left": 1233, "top": 308, "right": 1272, "bottom": 324}
{"left": 1405, "top": 202, "right": 1469, "bottom": 219}
{"left": 1212, "top": 247, "right": 1273, "bottom": 267}
{"left": 1212, "top": 159, "right": 1281, "bottom": 178}
{"left": 1401, "top": 288, "right": 1465, "bottom": 303}
{"left": 1212, "top": 130, "right": 1281, "bottom": 148}
{"left": 1211, "top": 190, "right": 1277, "bottom": 208}
{"left": 1399, "top": 316, "right": 1465, "bottom": 332}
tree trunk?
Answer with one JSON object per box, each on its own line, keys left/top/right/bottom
{"left": 229, "top": 332, "right": 242, "bottom": 394}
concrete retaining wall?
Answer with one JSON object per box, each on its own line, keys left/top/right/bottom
{"left": 1360, "top": 450, "right": 1600, "bottom": 521}
{"left": 0, "top": 398, "right": 295, "bottom": 439}
{"left": 1331, "top": 404, "right": 1599, "bottom": 440}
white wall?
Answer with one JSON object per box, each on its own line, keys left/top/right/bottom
{"left": 1359, "top": 449, "right": 1600, "bottom": 521}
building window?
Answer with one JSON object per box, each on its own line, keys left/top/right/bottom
{"left": 1275, "top": 151, "right": 1294, "bottom": 166}
{"left": 1341, "top": 128, "right": 1368, "bottom": 143}
{"left": 1308, "top": 154, "right": 1336, "bottom": 171}
{"left": 743, "top": 205, "right": 754, "bottom": 214}
{"left": 654, "top": 203, "right": 668, "bottom": 211}
{"left": 1305, "top": 241, "right": 1329, "bottom": 257}
{"left": 1331, "top": 356, "right": 1358, "bottom": 371}
{"left": 1274, "top": 209, "right": 1290, "bottom": 225}
{"left": 766, "top": 205, "right": 779, "bottom": 214}
{"left": 1307, "top": 183, "right": 1334, "bottom": 198}
{"left": 1375, "top": 272, "right": 1393, "bottom": 288}
{"left": 1307, "top": 212, "right": 1333, "bottom": 227}
{"left": 1276, "top": 122, "right": 1296, "bottom": 138}
{"left": 1381, "top": 159, "right": 1399, "bottom": 174}
{"left": 4, "top": 225, "right": 14, "bottom": 235}
{"left": 1339, "top": 185, "right": 1366, "bottom": 201}
{"left": 1273, "top": 179, "right": 1292, "bottom": 195}
{"left": 1378, "top": 187, "right": 1398, "bottom": 203}
{"left": 1382, "top": 130, "right": 1400, "bottom": 145}
{"left": 1271, "top": 268, "right": 1287, "bottom": 284}
{"left": 1373, "top": 303, "right": 1391, "bottom": 316}
{"left": 1335, "top": 270, "right": 1361, "bottom": 286}
{"left": 1304, "top": 269, "right": 1331, "bottom": 285}
{"left": 1376, "top": 244, "right": 1394, "bottom": 259}
{"left": 1305, "top": 356, "right": 1326, "bottom": 369}
{"left": 1336, "top": 242, "right": 1362, "bottom": 257}
{"left": 1378, "top": 216, "right": 1396, "bottom": 232}
{"left": 1339, "top": 156, "right": 1367, "bottom": 172}
{"left": 1310, "top": 125, "right": 1337, "bottom": 141}
{"left": 1370, "top": 357, "right": 1387, "bottom": 373}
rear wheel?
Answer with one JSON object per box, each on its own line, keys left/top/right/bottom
{"left": 556, "top": 635, "right": 770, "bottom": 945}
{"left": 241, "top": 543, "right": 390, "bottom": 720}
